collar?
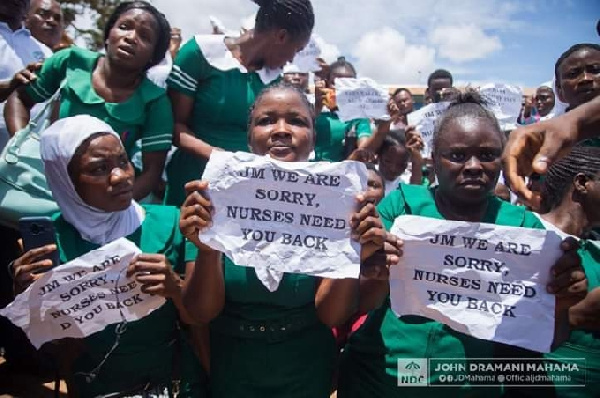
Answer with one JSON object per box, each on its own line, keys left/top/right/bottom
{"left": 0, "top": 21, "right": 31, "bottom": 36}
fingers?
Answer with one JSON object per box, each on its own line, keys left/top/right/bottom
{"left": 502, "top": 129, "right": 539, "bottom": 205}
{"left": 19, "top": 244, "right": 57, "bottom": 266}
{"left": 184, "top": 180, "right": 209, "bottom": 196}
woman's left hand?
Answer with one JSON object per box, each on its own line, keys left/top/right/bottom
{"left": 546, "top": 237, "right": 587, "bottom": 311}
{"left": 127, "top": 254, "right": 181, "bottom": 299}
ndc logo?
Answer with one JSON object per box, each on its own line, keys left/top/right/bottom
{"left": 397, "top": 359, "right": 428, "bottom": 387}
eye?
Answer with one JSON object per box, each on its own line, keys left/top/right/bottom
{"left": 255, "top": 116, "right": 272, "bottom": 126}
{"left": 290, "top": 117, "right": 308, "bottom": 127}
{"left": 447, "top": 152, "right": 466, "bottom": 162}
{"left": 119, "top": 155, "right": 129, "bottom": 168}
{"left": 589, "top": 64, "right": 600, "bottom": 74}
{"left": 479, "top": 151, "right": 499, "bottom": 162}
{"left": 89, "top": 163, "right": 108, "bottom": 175}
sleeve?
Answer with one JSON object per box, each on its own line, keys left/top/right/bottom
{"left": 355, "top": 118, "right": 373, "bottom": 139}
{"left": 376, "top": 190, "right": 407, "bottom": 231}
{"left": 166, "top": 38, "right": 211, "bottom": 97}
{"left": 184, "top": 239, "right": 199, "bottom": 264}
{"left": 24, "top": 48, "right": 71, "bottom": 103}
{"left": 140, "top": 94, "right": 173, "bottom": 152}
{"left": 522, "top": 211, "right": 545, "bottom": 230}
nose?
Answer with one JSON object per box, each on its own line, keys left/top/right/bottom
{"left": 271, "top": 118, "right": 292, "bottom": 136}
{"left": 464, "top": 155, "right": 483, "bottom": 174}
{"left": 109, "top": 167, "right": 129, "bottom": 185}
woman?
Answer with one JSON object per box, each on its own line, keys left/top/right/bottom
{"left": 313, "top": 57, "right": 386, "bottom": 162}
{"left": 179, "top": 83, "right": 386, "bottom": 397}
{"left": 5, "top": 1, "right": 173, "bottom": 201}
{"left": 538, "top": 146, "right": 600, "bottom": 398}
{"left": 337, "top": 92, "right": 587, "bottom": 398}
{"left": 377, "top": 127, "right": 424, "bottom": 196}
{"left": 164, "top": 0, "right": 315, "bottom": 207}
{"left": 10, "top": 115, "right": 205, "bottom": 397}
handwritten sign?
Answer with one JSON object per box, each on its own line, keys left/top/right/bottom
{"left": 335, "top": 78, "right": 389, "bottom": 122}
{"left": 200, "top": 151, "right": 367, "bottom": 291}
{"left": 406, "top": 102, "right": 450, "bottom": 157}
{"left": 479, "top": 83, "right": 523, "bottom": 131}
{"left": 0, "top": 238, "right": 165, "bottom": 348}
{"left": 389, "top": 215, "right": 563, "bottom": 353}
{"left": 286, "top": 35, "right": 322, "bottom": 73}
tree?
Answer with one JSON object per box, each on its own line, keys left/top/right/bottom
{"left": 60, "top": 0, "right": 124, "bottom": 50}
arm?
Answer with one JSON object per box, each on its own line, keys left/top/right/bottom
{"left": 179, "top": 180, "right": 226, "bottom": 323}
{"left": 0, "top": 63, "right": 41, "bottom": 102}
{"left": 405, "top": 126, "right": 424, "bottom": 185}
{"left": 357, "top": 119, "right": 389, "bottom": 154}
{"left": 133, "top": 151, "right": 167, "bottom": 200}
{"left": 569, "top": 287, "right": 600, "bottom": 331}
{"left": 4, "top": 88, "right": 35, "bottom": 136}
{"left": 315, "top": 278, "right": 359, "bottom": 327}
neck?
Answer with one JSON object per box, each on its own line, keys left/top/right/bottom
{"left": 98, "top": 57, "right": 143, "bottom": 90}
{"left": 541, "top": 200, "right": 590, "bottom": 238}
{"left": 235, "top": 31, "right": 265, "bottom": 71}
{"left": 434, "top": 190, "right": 488, "bottom": 222}
{"left": 1, "top": 17, "right": 21, "bottom": 31}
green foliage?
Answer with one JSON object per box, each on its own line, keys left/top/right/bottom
{"left": 60, "top": 0, "right": 125, "bottom": 50}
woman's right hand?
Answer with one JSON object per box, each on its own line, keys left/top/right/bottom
{"left": 180, "top": 180, "right": 215, "bottom": 251}
{"left": 12, "top": 244, "right": 57, "bottom": 291}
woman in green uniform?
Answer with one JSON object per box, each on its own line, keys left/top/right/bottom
{"left": 178, "top": 83, "right": 386, "bottom": 397}
{"left": 5, "top": 1, "right": 173, "bottom": 201}
{"left": 10, "top": 115, "right": 205, "bottom": 397}
{"left": 314, "top": 57, "right": 384, "bottom": 162}
{"left": 164, "top": 0, "right": 315, "bottom": 207}
{"left": 537, "top": 146, "right": 600, "bottom": 398}
{"left": 337, "top": 92, "right": 587, "bottom": 398}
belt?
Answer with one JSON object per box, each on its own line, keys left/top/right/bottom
{"left": 210, "top": 310, "right": 320, "bottom": 342}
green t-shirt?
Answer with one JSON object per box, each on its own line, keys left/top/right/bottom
{"left": 165, "top": 36, "right": 277, "bottom": 206}
{"left": 53, "top": 205, "right": 200, "bottom": 396}
{"left": 314, "top": 111, "right": 372, "bottom": 162}
{"left": 25, "top": 47, "right": 173, "bottom": 157}
{"left": 339, "top": 184, "right": 544, "bottom": 398}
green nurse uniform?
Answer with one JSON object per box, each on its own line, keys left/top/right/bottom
{"left": 314, "top": 111, "right": 372, "bottom": 162}
{"left": 544, "top": 240, "right": 600, "bottom": 398}
{"left": 24, "top": 46, "right": 173, "bottom": 158}
{"left": 53, "top": 205, "right": 205, "bottom": 397}
{"left": 165, "top": 35, "right": 280, "bottom": 206}
{"left": 209, "top": 257, "right": 336, "bottom": 398}
{"left": 338, "top": 183, "right": 544, "bottom": 398}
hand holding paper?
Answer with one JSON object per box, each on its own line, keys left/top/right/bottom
{"left": 179, "top": 180, "right": 215, "bottom": 252}
{"left": 127, "top": 254, "right": 181, "bottom": 299}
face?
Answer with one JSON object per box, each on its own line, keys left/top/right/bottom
{"left": 378, "top": 145, "right": 409, "bottom": 182}
{"left": 578, "top": 172, "right": 600, "bottom": 226}
{"left": 70, "top": 134, "right": 135, "bottom": 212}
{"left": 283, "top": 72, "right": 309, "bottom": 90}
{"left": 329, "top": 66, "right": 356, "bottom": 88}
{"left": 249, "top": 89, "right": 314, "bottom": 162}
{"left": 366, "top": 169, "right": 385, "bottom": 205}
{"left": 433, "top": 117, "right": 503, "bottom": 205}
{"left": 429, "top": 78, "right": 452, "bottom": 103}
{"left": 393, "top": 90, "right": 414, "bottom": 115}
{"left": 263, "top": 30, "right": 309, "bottom": 69}
{"left": 105, "top": 8, "right": 159, "bottom": 71}
{"left": 25, "top": 0, "right": 62, "bottom": 49}
{"left": 557, "top": 49, "right": 600, "bottom": 108}
{"left": 534, "top": 88, "right": 555, "bottom": 117}
{"left": 0, "top": 0, "right": 30, "bottom": 25}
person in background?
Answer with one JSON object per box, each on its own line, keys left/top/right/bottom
{"left": 314, "top": 57, "right": 387, "bottom": 162}
{"left": 388, "top": 87, "right": 413, "bottom": 129}
{"left": 282, "top": 63, "right": 313, "bottom": 105}
{"left": 164, "top": 0, "right": 315, "bottom": 207}
{"left": 377, "top": 127, "right": 424, "bottom": 196}
{"left": 535, "top": 85, "right": 556, "bottom": 120}
{"left": 5, "top": 0, "right": 174, "bottom": 202}
{"left": 517, "top": 95, "right": 540, "bottom": 125}
{"left": 426, "top": 68, "right": 453, "bottom": 103}
{"left": 24, "top": 0, "right": 63, "bottom": 52}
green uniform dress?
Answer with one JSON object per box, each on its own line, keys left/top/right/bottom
{"left": 544, "top": 240, "right": 600, "bottom": 398}
{"left": 338, "top": 183, "right": 544, "bottom": 398}
{"left": 24, "top": 47, "right": 173, "bottom": 158}
{"left": 314, "top": 111, "right": 372, "bottom": 162}
{"left": 209, "top": 257, "right": 336, "bottom": 398}
{"left": 53, "top": 205, "right": 205, "bottom": 397}
{"left": 165, "top": 36, "right": 280, "bottom": 206}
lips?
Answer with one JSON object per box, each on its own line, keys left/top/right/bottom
{"left": 112, "top": 187, "right": 133, "bottom": 198}
{"left": 117, "top": 45, "right": 136, "bottom": 58}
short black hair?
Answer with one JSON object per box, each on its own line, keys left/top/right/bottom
{"left": 432, "top": 89, "right": 505, "bottom": 154}
{"left": 540, "top": 146, "right": 600, "bottom": 213}
{"left": 392, "top": 87, "right": 413, "bottom": 97}
{"left": 329, "top": 56, "right": 357, "bottom": 80}
{"left": 377, "top": 128, "right": 406, "bottom": 157}
{"left": 252, "top": 0, "right": 315, "bottom": 41}
{"left": 104, "top": 1, "right": 171, "bottom": 70}
{"left": 427, "top": 69, "right": 453, "bottom": 88}
{"left": 554, "top": 43, "right": 600, "bottom": 85}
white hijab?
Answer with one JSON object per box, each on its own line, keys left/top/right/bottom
{"left": 40, "top": 115, "right": 144, "bottom": 245}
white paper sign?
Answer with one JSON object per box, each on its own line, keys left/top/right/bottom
{"left": 406, "top": 102, "right": 450, "bottom": 157}
{"left": 389, "top": 215, "right": 563, "bottom": 353}
{"left": 0, "top": 238, "right": 165, "bottom": 348}
{"left": 479, "top": 83, "right": 523, "bottom": 131}
{"left": 286, "top": 35, "right": 322, "bottom": 73}
{"left": 335, "top": 78, "right": 390, "bottom": 122}
{"left": 200, "top": 151, "right": 367, "bottom": 291}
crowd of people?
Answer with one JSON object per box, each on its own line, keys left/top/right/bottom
{"left": 0, "top": 0, "right": 599, "bottom": 397}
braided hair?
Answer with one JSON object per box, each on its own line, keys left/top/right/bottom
{"left": 104, "top": 1, "right": 171, "bottom": 70}
{"left": 554, "top": 43, "right": 600, "bottom": 85}
{"left": 540, "top": 146, "right": 600, "bottom": 213}
{"left": 432, "top": 89, "right": 505, "bottom": 154}
{"left": 252, "top": 0, "right": 315, "bottom": 41}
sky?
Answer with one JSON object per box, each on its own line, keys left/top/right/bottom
{"left": 149, "top": 0, "right": 599, "bottom": 88}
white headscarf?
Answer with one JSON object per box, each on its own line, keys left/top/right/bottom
{"left": 40, "top": 115, "right": 144, "bottom": 245}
